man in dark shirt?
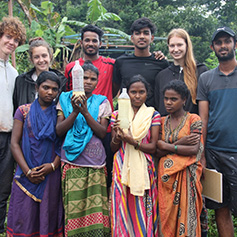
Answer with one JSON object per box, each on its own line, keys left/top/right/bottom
{"left": 112, "top": 17, "right": 169, "bottom": 107}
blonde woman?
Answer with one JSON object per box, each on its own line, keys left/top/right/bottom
{"left": 155, "top": 28, "right": 208, "bottom": 236}
{"left": 155, "top": 28, "right": 208, "bottom": 116}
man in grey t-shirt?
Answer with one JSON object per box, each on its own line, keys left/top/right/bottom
{"left": 197, "top": 26, "right": 237, "bottom": 237}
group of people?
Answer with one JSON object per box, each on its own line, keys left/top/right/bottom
{"left": 0, "top": 14, "right": 236, "bottom": 237}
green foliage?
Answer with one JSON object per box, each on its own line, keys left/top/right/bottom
{"left": 65, "top": 1, "right": 88, "bottom": 25}
{"left": 86, "top": 0, "right": 122, "bottom": 26}
{"left": 150, "top": 5, "right": 217, "bottom": 63}
{"left": 204, "top": 52, "right": 219, "bottom": 70}
{"left": 207, "top": 209, "right": 218, "bottom": 236}
{"left": 14, "top": 1, "right": 77, "bottom": 70}
{"left": 7, "top": 0, "right": 237, "bottom": 69}
{"left": 15, "top": 52, "right": 31, "bottom": 74}
{"left": 103, "top": 0, "right": 156, "bottom": 34}
{"left": 0, "top": 2, "right": 9, "bottom": 21}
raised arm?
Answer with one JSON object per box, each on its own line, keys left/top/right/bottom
{"left": 56, "top": 95, "right": 109, "bottom": 139}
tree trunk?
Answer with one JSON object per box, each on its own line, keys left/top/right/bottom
{"left": 15, "top": 0, "right": 38, "bottom": 26}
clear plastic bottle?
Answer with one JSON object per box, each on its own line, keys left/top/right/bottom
{"left": 118, "top": 88, "right": 131, "bottom": 129}
{"left": 72, "top": 60, "right": 85, "bottom": 96}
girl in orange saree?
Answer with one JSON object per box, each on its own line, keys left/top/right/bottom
{"left": 157, "top": 80, "right": 203, "bottom": 237}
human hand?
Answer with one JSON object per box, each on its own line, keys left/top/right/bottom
{"left": 112, "top": 119, "right": 123, "bottom": 142}
{"left": 175, "top": 133, "right": 200, "bottom": 146}
{"left": 121, "top": 127, "right": 135, "bottom": 145}
{"left": 71, "top": 94, "right": 88, "bottom": 115}
{"left": 157, "top": 140, "right": 167, "bottom": 150}
{"left": 71, "top": 94, "right": 81, "bottom": 113}
{"left": 34, "top": 163, "right": 53, "bottom": 176}
{"left": 153, "top": 50, "right": 166, "bottom": 60}
{"left": 76, "top": 94, "right": 88, "bottom": 115}
{"left": 27, "top": 168, "right": 45, "bottom": 184}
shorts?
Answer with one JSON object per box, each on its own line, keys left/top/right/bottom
{"left": 205, "top": 148, "right": 237, "bottom": 216}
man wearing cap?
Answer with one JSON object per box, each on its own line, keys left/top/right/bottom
{"left": 197, "top": 27, "right": 237, "bottom": 236}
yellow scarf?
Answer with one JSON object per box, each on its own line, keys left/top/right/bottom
{"left": 121, "top": 103, "right": 155, "bottom": 196}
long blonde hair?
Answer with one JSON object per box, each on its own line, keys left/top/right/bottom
{"left": 167, "top": 28, "right": 197, "bottom": 104}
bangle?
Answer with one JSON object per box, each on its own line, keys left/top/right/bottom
{"left": 112, "top": 136, "right": 120, "bottom": 145}
{"left": 174, "top": 145, "right": 178, "bottom": 153}
{"left": 26, "top": 169, "right": 32, "bottom": 177}
{"left": 51, "top": 163, "right": 55, "bottom": 171}
{"left": 135, "top": 141, "right": 141, "bottom": 150}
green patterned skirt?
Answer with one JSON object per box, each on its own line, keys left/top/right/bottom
{"left": 61, "top": 162, "right": 110, "bottom": 236}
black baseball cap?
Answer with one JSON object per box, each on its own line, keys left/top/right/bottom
{"left": 211, "top": 26, "right": 236, "bottom": 42}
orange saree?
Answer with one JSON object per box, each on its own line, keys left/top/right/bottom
{"left": 158, "top": 113, "right": 203, "bottom": 237}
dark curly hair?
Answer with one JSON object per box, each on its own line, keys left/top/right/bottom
{"left": 130, "top": 17, "right": 156, "bottom": 35}
{"left": 162, "top": 80, "right": 189, "bottom": 100}
{"left": 81, "top": 24, "right": 104, "bottom": 41}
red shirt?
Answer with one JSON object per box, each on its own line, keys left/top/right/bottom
{"left": 65, "top": 56, "right": 115, "bottom": 132}
{"left": 65, "top": 56, "right": 114, "bottom": 110}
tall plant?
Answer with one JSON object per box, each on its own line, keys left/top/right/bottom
{"left": 15, "top": 0, "right": 76, "bottom": 71}
{"left": 65, "top": 0, "right": 130, "bottom": 62}
{"left": 66, "top": 0, "right": 129, "bottom": 39}
{"left": 15, "top": 0, "right": 129, "bottom": 71}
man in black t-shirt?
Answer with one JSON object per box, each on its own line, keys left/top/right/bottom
{"left": 112, "top": 17, "right": 169, "bottom": 107}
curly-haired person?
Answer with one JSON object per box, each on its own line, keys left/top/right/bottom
{"left": 0, "top": 16, "right": 26, "bottom": 234}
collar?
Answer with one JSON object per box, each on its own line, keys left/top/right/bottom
{"left": 0, "top": 58, "right": 9, "bottom": 67}
{"left": 217, "top": 65, "right": 237, "bottom": 76}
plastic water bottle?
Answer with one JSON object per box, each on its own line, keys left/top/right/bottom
{"left": 72, "top": 60, "right": 85, "bottom": 96}
{"left": 118, "top": 88, "right": 131, "bottom": 129}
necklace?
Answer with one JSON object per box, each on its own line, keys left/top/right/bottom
{"left": 168, "top": 112, "right": 187, "bottom": 133}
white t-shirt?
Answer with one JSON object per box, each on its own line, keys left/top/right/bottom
{"left": 0, "top": 59, "right": 18, "bottom": 132}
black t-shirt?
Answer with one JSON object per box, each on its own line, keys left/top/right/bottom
{"left": 155, "top": 63, "right": 208, "bottom": 115}
{"left": 113, "top": 53, "right": 169, "bottom": 107}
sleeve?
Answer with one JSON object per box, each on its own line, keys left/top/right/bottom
{"left": 112, "top": 58, "right": 122, "bottom": 85}
{"left": 151, "top": 111, "right": 161, "bottom": 126}
{"left": 64, "top": 63, "right": 73, "bottom": 91}
{"left": 197, "top": 64, "right": 208, "bottom": 79}
{"left": 64, "top": 64, "right": 69, "bottom": 79}
{"left": 161, "top": 59, "right": 170, "bottom": 69}
{"left": 110, "top": 110, "right": 118, "bottom": 126}
{"left": 197, "top": 73, "right": 208, "bottom": 101}
{"left": 154, "top": 72, "right": 161, "bottom": 111}
{"left": 13, "top": 106, "right": 25, "bottom": 122}
{"left": 13, "top": 77, "right": 19, "bottom": 114}
{"left": 56, "top": 101, "right": 64, "bottom": 117}
{"left": 98, "top": 99, "right": 112, "bottom": 120}
{"left": 190, "top": 114, "right": 202, "bottom": 134}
